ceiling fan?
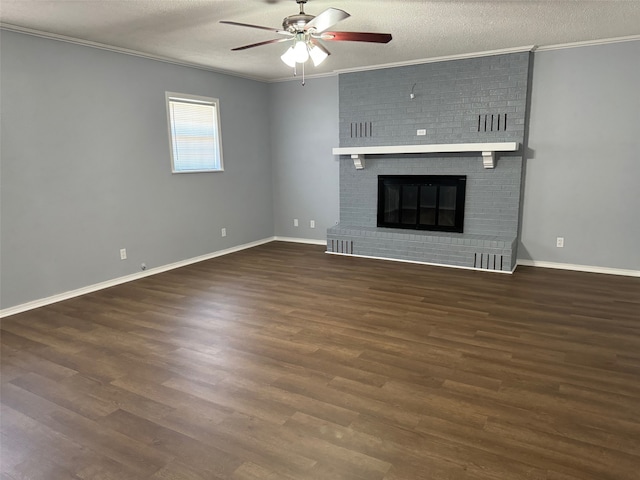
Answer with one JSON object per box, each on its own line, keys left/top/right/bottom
{"left": 220, "top": 0, "right": 392, "bottom": 71}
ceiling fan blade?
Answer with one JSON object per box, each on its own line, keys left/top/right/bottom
{"left": 320, "top": 32, "right": 392, "bottom": 43}
{"left": 305, "top": 8, "right": 350, "bottom": 33}
{"left": 231, "top": 38, "right": 291, "bottom": 51}
{"left": 220, "top": 20, "right": 290, "bottom": 36}
{"left": 310, "top": 40, "right": 331, "bottom": 56}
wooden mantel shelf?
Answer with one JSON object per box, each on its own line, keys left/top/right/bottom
{"left": 332, "top": 142, "right": 520, "bottom": 169}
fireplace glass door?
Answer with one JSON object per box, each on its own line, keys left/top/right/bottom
{"left": 378, "top": 175, "right": 466, "bottom": 232}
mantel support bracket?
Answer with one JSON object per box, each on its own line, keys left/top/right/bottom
{"left": 481, "top": 151, "right": 495, "bottom": 169}
{"left": 351, "top": 154, "right": 365, "bottom": 170}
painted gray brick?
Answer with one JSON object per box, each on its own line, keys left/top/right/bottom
{"left": 332, "top": 52, "right": 530, "bottom": 271}
{"left": 338, "top": 52, "right": 529, "bottom": 146}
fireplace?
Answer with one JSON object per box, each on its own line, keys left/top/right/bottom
{"left": 329, "top": 52, "right": 530, "bottom": 271}
{"left": 377, "top": 175, "right": 466, "bottom": 233}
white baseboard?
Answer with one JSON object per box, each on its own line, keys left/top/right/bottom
{"left": 4, "top": 240, "right": 637, "bottom": 318}
{"left": 273, "top": 236, "right": 326, "bottom": 246}
{"left": 0, "top": 237, "right": 275, "bottom": 319}
{"left": 516, "top": 259, "right": 640, "bottom": 277}
{"left": 326, "top": 251, "right": 516, "bottom": 274}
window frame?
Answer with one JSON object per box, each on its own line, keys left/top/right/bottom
{"left": 165, "top": 92, "right": 224, "bottom": 174}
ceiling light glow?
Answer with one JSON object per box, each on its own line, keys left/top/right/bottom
{"left": 292, "top": 40, "right": 309, "bottom": 63}
{"left": 309, "top": 44, "right": 328, "bottom": 66}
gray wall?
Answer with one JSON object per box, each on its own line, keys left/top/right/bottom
{"left": 520, "top": 40, "right": 640, "bottom": 270}
{"left": 269, "top": 76, "right": 340, "bottom": 240}
{"left": 0, "top": 31, "right": 274, "bottom": 309}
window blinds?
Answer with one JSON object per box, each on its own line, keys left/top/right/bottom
{"left": 168, "top": 97, "right": 222, "bottom": 172}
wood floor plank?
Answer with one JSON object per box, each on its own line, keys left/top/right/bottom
{"left": 2, "top": 242, "right": 640, "bottom": 479}
{"left": 97, "top": 409, "right": 243, "bottom": 478}
{"left": 1, "top": 343, "right": 77, "bottom": 382}
{"left": 2, "top": 383, "right": 170, "bottom": 477}
{"left": 1, "top": 403, "right": 141, "bottom": 480}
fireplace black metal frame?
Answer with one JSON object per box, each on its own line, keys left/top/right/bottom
{"left": 377, "top": 175, "right": 466, "bottom": 233}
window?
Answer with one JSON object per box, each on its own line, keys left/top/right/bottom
{"left": 165, "top": 92, "right": 223, "bottom": 173}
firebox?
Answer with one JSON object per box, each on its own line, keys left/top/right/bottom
{"left": 377, "top": 175, "right": 466, "bottom": 233}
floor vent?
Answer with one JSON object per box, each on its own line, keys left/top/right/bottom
{"left": 474, "top": 253, "right": 503, "bottom": 271}
{"left": 350, "top": 122, "right": 372, "bottom": 138}
{"left": 477, "top": 113, "right": 507, "bottom": 132}
{"left": 330, "top": 239, "right": 354, "bottom": 254}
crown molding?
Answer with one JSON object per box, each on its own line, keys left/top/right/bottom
{"left": 269, "top": 70, "right": 339, "bottom": 83}
{"left": 535, "top": 34, "right": 640, "bottom": 52}
{"left": 0, "top": 23, "right": 267, "bottom": 83}
{"left": 330, "top": 45, "right": 537, "bottom": 77}
{"left": 271, "top": 35, "right": 640, "bottom": 82}
{"left": 3, "top": 23, "right": 638, "bottom": 84}
{"left": 270, "top": 45, "right": 537, "bottom": 83}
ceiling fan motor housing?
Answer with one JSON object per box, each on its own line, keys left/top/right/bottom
{"left": 283, "top": 14, "right": 314, "bottom": 32}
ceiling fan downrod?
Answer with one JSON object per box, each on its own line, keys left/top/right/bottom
{"left": 283, "top": 0, "right": 314, "bottom": 33}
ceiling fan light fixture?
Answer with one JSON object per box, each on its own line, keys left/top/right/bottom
{"left": 309, "top": 44, "right": 328, "bottom": 66}
{"left": 292, "top": 38, "right": 310, "bottom": 63}
{"left": 280, "top": 46, "right": 297, "bottom": 67}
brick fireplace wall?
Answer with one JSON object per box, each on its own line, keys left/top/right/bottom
{"left": 327, "top": 52, "right": 531, "bottom": 271}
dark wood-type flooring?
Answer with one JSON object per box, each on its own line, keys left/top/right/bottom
{"left": 2, "top": 241, "right": 640, "bottom": 480}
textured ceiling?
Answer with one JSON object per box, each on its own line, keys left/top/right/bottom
{"left": 1, "top": 0, "right": 639, "bottom": 81}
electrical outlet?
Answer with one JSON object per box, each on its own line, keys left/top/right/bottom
{"left": 310, "top": 220, "right": 315, "bottom": 229}
{"left": 417, "top": 129, "right": 426, "bottom": 136}
{"left": 556, "top": 237, "right": 564, "bottom": 248}
{"left": 120, "top": 248, "right": 127, "bottom": 260}
{"left": 141, "top": 263, "right": 147, "bottom": 271}
{"left": 221, "top": 228, "right": 227, "bottom": 237}
{"left": 294, "top": 218, "right": 299, "bottom": 227}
